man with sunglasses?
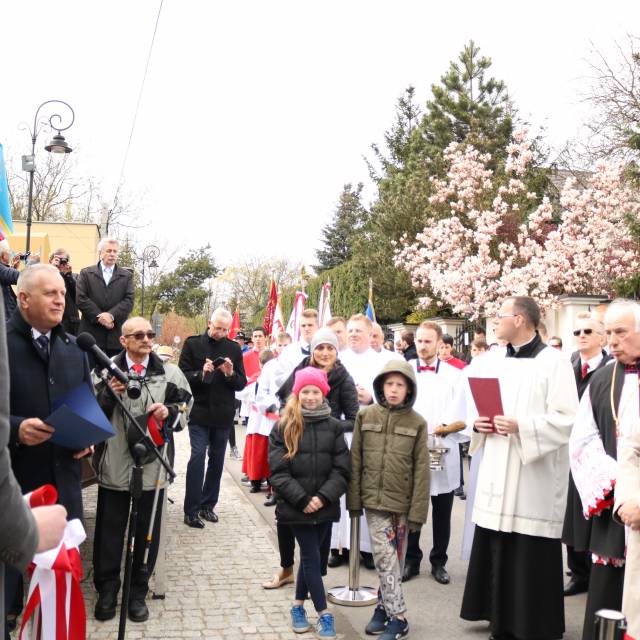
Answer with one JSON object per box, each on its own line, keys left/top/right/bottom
{"left": 179, "top": 308, "right": 247, "bottom": 528}
{"left": 562, "top": 313, "right": 611, "bottom": 600}
{"left": 91, "top": 316, "right": 192, "bottom": 623}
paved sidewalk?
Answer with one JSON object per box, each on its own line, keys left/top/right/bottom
{"left": 77, "top": 423, "right": 587, "bottom": 639}
{"left": 80, "top": 428, "right": 359, "bottom": 639}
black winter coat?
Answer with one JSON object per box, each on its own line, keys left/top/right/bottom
{"left": 7, "top": 310, "right": 93, "bottom": 521}
{"left": 277, "top": 358, "right": 359, "bottom": 432}
{"left": 178, "top": 333, "right": 246, "bottom": 427}
{"left": 76, "top": 263, "right": 134, "bottom": 352}
{"left": 268, "top": 405, "right": 350, "bottom": 525}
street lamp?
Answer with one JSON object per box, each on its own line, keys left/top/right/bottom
{"left": 21, "top": 100, "right": 75, "bottom": 256}
{"left": 140, "top": 244, "right": 160, "bottom": 317}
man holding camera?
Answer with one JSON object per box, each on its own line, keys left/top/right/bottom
{"left": 179, "top": 308, "right": 246, "bottom": 528}
{"left": 49, "top": 248, "right": 80, "bottom": 335}
{"left": 0, "top": 239, "right": 21, "bottom": 320}
{"left": 92, "top": 316, "right": 192, "bottom": 623}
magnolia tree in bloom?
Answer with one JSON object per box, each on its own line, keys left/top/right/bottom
{"left": 394, "top": 131, "right": 640, "bottom": 319}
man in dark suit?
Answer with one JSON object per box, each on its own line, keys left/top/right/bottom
{"left": 179, "top": 308, "right": 246, "bottom": 528}
{"left": 76, "top": 237, "right": 134, "bottom": 359}
{"left": 562, "top": 311, "right": 610, "bottom": 597}
{"left": 5, "top": 264, "right": 94, "bottom": 634}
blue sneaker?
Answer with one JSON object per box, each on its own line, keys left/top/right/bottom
{"left": 379, "top": 616, "right": 409, "bottom": 640}
{"left": 291, "top": 605, "right": 311, "bottom": 633}
{"left": 365, "top": 604, "right": 390, "bottom": 635}
{"left": 316, "top": 612, "right": 336, "bottom": 638}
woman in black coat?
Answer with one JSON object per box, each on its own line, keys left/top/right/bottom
{"left": 262, "top": 327, "right": 357, "bottom": 590}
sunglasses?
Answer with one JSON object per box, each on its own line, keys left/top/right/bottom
{"left": 124, "top": 331, "right": 156, "bottom": 340}
{"left": 573, "top": 328, "right": 593, "bottom": 337}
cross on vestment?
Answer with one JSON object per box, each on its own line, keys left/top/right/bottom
{"left": 482, "top": 482, "right": 503, "bottom": 508}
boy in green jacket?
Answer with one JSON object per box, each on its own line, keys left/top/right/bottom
{"left": 347, "top": 359, "right": 430, "bottom": 640}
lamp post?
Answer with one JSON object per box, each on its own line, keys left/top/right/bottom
{"left": 21, "top": 100, "right": 75, "bottom": 256}
{"left": 140, "top": 244, "right": 160, "bottom": 317}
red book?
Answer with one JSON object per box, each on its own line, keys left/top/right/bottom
{"left": 468, "top": 377, "right": 506, "bottom": 435}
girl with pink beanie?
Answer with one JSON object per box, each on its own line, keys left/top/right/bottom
{"left": 268, "top": 367, "right": 350, "bottom": 639}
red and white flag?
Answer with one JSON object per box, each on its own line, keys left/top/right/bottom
{"left": 20, "top": 485, "right": 86, "bottom": 640}
{"left": 318, "top": 282, "right": 332, "bottom": 327}
{"left": 270, "top": 299, "right": 286, "bottom": 344}
{"left": 286, "top": 291, "right": 308, "bottom": 342}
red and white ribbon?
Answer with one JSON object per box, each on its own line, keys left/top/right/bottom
{"left": 19, "top": 485, "right": 87, "bottom": 640}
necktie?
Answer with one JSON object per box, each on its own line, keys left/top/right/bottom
{"left": 130, "top": 363, "right": 145, "bottom": 376}
{"left": 581, "top": 362, "right": 589, "bottom": 379}
{"left": 103, "top": 268, "right": 112, "bottom": 285}
{"left": 35, "top": 334, "right": 49, "bottom": 359}
{"left": 301, "top": 346, "right": 310, "bottom": 356}
{"left": 625, "top": 364, "right": 638, "bottom": 374}
{"left": 417, "top": 365, "right": 436, "bottom": 372}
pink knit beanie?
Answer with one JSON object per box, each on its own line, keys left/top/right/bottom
{"left": 292, "top": 366, "right": 330, "bottom": 397}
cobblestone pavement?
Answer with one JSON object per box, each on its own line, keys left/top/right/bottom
{"left": 80, "top": 428, "right": 358, "bottom": 639}
{"left": 75, "top": 423, "right": 586, "bottom": 640}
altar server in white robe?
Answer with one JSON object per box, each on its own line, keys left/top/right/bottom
{"left": 329, "top": 313, "right": 380, "bottom": 565}
{"left": 460, "top": 296, "right": 578, "bottom": 640}
{"left": 272, "top": 309, "right": 319, "bottom": 388}
{"left": 404, "top": 321, "right": 468, "bottom": 585}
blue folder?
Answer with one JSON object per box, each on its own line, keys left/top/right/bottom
{"left": 46, "top": 383, "right": 116, "bottom": 450}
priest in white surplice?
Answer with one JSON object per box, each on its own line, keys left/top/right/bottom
{"left": 404, "top": 321, "right": 468, "bottom": 586}
{"left": 460, "top": 297, "right": 578, "bottom": 640}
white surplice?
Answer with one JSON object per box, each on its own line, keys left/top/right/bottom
{"left": 252, "top": 357, "right": 280, "bottom": 437}
{"left": 570, "top": 363, "right": 636, "bottom": 520}
{"left": 331, "top": 347, "right": 388, "bottom": 554}
{"left": 412, "top": 358, "right": 469, "bottom": 495}
{"left": 466, "top": 346, "right": 578, "bottom": 539}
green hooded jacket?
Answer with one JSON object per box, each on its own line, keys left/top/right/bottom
{"left": 346, "top": 359, "right": 430, "bottom": 529}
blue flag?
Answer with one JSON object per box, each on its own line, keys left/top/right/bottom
{"left": 0, "top": 144, "right": 14, "bottom": 237}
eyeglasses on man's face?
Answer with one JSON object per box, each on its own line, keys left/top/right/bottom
{"left": 573, "top": 328, "right": 594, "bottom": 337}
{"left": 124, "top": 331, "right": 156, "bottom": 341}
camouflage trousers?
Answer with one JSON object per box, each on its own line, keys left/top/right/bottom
{"left": 365, "top": 509, "right": 408, "bottom": 616}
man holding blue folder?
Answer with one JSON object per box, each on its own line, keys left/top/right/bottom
{"left": 5, "top": 264, "right": 94, "bottom": 634}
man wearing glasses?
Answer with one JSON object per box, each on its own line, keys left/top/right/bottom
{"left": 460, "top": 296, "right": 578, "bottom": 640}
{"left": 179, "top": 308, "right": 247, "bottom": 528}
{"left": 562, "top": 313, "right": 610, "bottom": 598}
{"left": 92, "top": 316, "right": 192, "bottom": 623}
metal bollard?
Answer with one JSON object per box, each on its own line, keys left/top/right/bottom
{"left": 327, "top": 514, "right": 377, "bottom": 606}
{"left": 593, "top": 609, "right": 627, "bottom": 640}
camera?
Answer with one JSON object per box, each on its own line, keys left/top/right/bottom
{"left": 126, "top": 373, "right": 143, "bottom": 399}
{"left": 58, "top": 257, "right": 69, "bottom": 265}
{"left": 15, "top": 252, "right": 30, "bottom": 261}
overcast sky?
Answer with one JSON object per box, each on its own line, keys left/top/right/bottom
{"left": 1, "top": 1, "right": 637, "bottom": 271}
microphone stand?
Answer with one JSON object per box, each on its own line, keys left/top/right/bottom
{"left": 118, "top": 442, "right": 146, "bottom": 640}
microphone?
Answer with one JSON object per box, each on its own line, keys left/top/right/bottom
{"left": 76, "top": 332, "right": 129, "bottom": 385}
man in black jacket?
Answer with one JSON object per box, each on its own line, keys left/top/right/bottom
{"left": 0, "top": 239, "right": 20, "bottom": 320}
{"left": 5, "top": 264, "right": 93, "bottom": 633}
{"left": 76, "top": 237, "right": 134, "bottom": 359}
{"left": 179, "top": 308, "right": 247, "bottom": 528}
{"left": 49, "top": 248, "right": 80, "bottom": 335}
